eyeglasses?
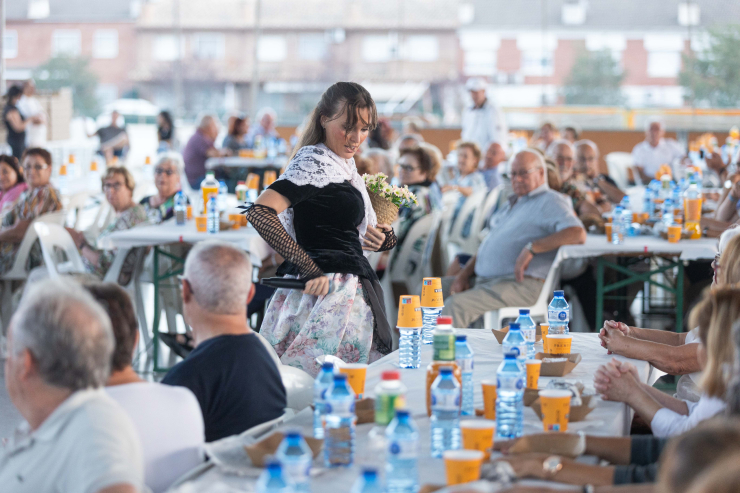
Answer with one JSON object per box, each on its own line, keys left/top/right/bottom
{"left": 23, "top": 164, "right": 48, "bottom": 172}
{"left": 510, "top": 167, "right": 540, "bottom": 179}
{"left": 714, "top": 253, "right": 721, "bottom": 270}
{"left": 155, "top": 168, "right": 176, "bottom": 176}
{"left": 398, "top": 164, "right": 420, "bottom": 172}
{"left": 103, "top": 182, "right": 124, "bottom": 191}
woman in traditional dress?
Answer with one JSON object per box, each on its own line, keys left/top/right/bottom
{"left": 245, "top": 82, "right": 397, "bottom": 376}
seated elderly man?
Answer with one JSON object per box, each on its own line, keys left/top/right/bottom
{"left": 574, "top": 139, "right": 625, "bottom": 205}
{"left": 548, "top": 139, "right": 601, "bottom": 219}
{"left": 631, "top": 120, "right": 685, "bottom": 184}
{"left": 482, "top": 141, "right": 507, "bottom": 191}
{"left": 442, "top": 150, "right": 586, "bottom": 328}
{"left": 162, "top": 240, "right": 286, "bottom": 442}
{"left": 183, "top": 115, "right": 230, "bottom": 190}
{"left": 0, "top": 279, "right": 144, "bottom": 492}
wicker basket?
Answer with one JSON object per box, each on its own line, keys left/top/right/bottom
{"left": 367, "top": 188, "right": 400, "bottom": 225}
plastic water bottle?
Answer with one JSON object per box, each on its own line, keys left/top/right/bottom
{"left": 496, "top": 354, "right": 525, "bottom": 440}
{"left": 275, "top": 431, "right": 312, "bottom": 493}
{"left": 619, "top": 197, "right": 632, "bottom": 237}
{"left": 643, "top": 187, "right": 654, "bottom": 219}
{"left": 454, "top": 335, "right": 474, "bottom": 416}
{"left": 662, "top": 197, "right": 674, "bottom": 227}
{"left": 174, "top": 191, "right": 187, "bottom": 225}
{"left": 399, "top": 325, "right": 422, "bottom": 370}
{"left": 313, "top": 362, "right": 335, "bottom": 439}
{"left": 374, "top": 371, "right": 407, "bottom": 427}
{"left": 430, "top": 366, "right": 461, "bottom": 458}
{"left": 515, "top": 309, "right": 536, "bottom": 360}
{"left": 256, "top": 459, "right": 294, "bottom": 493}
{"left": 385, "top": 409, "right": 419, "bottom": 493}
{"left": 433, "top": 316, "right": 456, "bottom": 362}
{"left": 611, "top": 205, "right": 624, "bottom": 245}
{"left": 206, "top": 196, "right": 219, "bottom": 234}
{"left": 323, "top": 374, "right": 356, "bottom": 467}
{"left": 217, "top": 181, "right": 228, "bottom": 212}
{"left": 502, "top": 322, "right": 527, "bottom": 362}
{"left": 350, "top": 468, "right": 383, "bottom": 493}
{"left": 547, "top": 290, "right": 569, "bottom": 335}
{"left": 421, "top": 307, "right": 443, "bottom": 345}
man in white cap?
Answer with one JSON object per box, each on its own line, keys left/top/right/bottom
{"left": 461, "top": 77, "right": 508, "bottom": 154}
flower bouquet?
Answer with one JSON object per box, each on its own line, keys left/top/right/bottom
{"left": 363, "top": 173, "right": 418, "bottom": 224}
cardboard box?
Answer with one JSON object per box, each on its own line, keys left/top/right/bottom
{"left": 534, "top": 352, "right": 582, "bottom": 377}
{"left": 523, "top": 388, "right": 541, "bottom": 407}
{"left": 244, "top": 432, "right": 323, "bottom": 467}
{"left": 492, "top": 325, "right": 543, "bottom": 344}
{"left": 530, "top": 393, "right": 597, "bottom": 422}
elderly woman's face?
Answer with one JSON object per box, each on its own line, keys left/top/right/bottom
{"left": 155, "top": 160, "right": 180, "bottom": 199}
{"left": 0, "top": 161, "right": 20, "bottom": 192}
{"left": 22, "top": 154, "right": 51, "bottom": 188}
{"left": 103, "top": 173, "right": 132, "bottom": 212}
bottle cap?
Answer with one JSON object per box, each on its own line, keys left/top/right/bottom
{"left": 333, "top": 373, "right": 348, "bottom": 382}
{"left": 509, "top": 323, "right": 520, "bottom": 331}
{"left": 436, "top": 316, "right": 453, "bottom": 325}
{"left": 362, "top": 467, "right": 379, "bottom": 478}
{"left": 519, "top": 309, "right": 530, "bottom": 315}
{"left": 504, "top": 353, "right": 516, "bottom": 359}
{"left": 395, "top": 409, "right": 410, "bottom": 418}
{"left": 440, "top": 366, "right": 454, "bottom": 375}
{"left": 455, "top": 335, "right": 467, "bottom": 342}
{"left": 285, "top": 430, "right": 302, "bottom": 439}
{"left": 554, "top": 290, "right": 564, "bottom": 297}
{"left": 238, "top": 181, "right": 246, "bottom": 185}
{"left": 322, "top": 362, "right": 335, "bottom": 371}
{"left": 382, "top": 370, "right": 400, "bottom": 380}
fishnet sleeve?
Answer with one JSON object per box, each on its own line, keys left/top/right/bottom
{"left": 243, "top": 204, "right": 324, "bottom": 280}
{"left": 377, "top": 228, "right": 397, "bottom": 252}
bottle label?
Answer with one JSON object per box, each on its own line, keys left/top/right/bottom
{"left": 548, "top": 309, "right": 569, "bottom": 322}
{"left": 375, "top": 393, "right": 406, "bottom": 426}
{"left": 314, "top": 386, "right": 329, "bottom": 402}
{"left": 325, "top": 399, "right": 355, "bottom": 416}
{"left": 433, "top": 334, "right": 456, "bottom": 361}
{"left": 456, "top": 358, "right": 474, "bottom": 373}
{"left": 431, "top": 391, "right": 460, "bottom": 411}
{"left": 503, "top": 344, "right": 526, "bottom": 358}
{"left": 497, "top": 375, "right": 524, "bottom": 391}
{"left": 388, "top": 439, "right": 418, "bottom": 460}
{"left": 521, "top": 328, "right": 536, "bottom": 343}
{"left": 283, "top": 460, "right": 311, "bottom": 483}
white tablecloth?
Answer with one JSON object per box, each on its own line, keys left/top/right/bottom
{"left": 556, "top": 234, "right": 717, "bottom": 264}
{"left": 98, "top": 219, "right": 260, "bottom": 250}
{"left": 172, "top": 331, "right": 652, "bottom": 492}
{"left": 205, "top": 156, "right": 287, "bottom": 169}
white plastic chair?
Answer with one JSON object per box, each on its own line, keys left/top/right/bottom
{"left": 0, "top": 211, "right": 67, "bottom": 332}
{"left": 605, "top": 152, "right": 634, "bottom": 190}
{"left": 446, "top": 190, "right": 488, "bottom": 262}
{"left": 482, "top": 258, "right": 561, "bottom": 331}
{"left": 63, "top": 192, "right": 91, "bottom": 230}
{"left": 388, "top": 214, "right": 436, "bottom": 297}
{"left": 473, "top": 186, "right": 502, "bottom": 240}
{"left": 86, "top": 200, "right": 115, "bottom": 239}
{"left": 33, "top": 222, "right": 87, "bottom": 276}
{"left": 279, "top": 365, "right": 315, "bottom": 412}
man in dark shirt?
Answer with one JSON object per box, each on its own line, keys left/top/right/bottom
{"left": 162, "top": 240, "right": 286, "bottom": 442}
{"left": 574, "top": 139, "right": 625, "bottom": 205}
{"left": 89, "top": 110, "right": 129, "bottom": 164}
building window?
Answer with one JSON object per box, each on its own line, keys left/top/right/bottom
{"left": 52, "top": 30, "right": 81, "bottom": 57}
{"left": 362, "top": 34, "right": 397, "bottom": 62}
{"left": 521, "top": 51, "right": 554, "bottom": 77}
{"left": 93, "top": 30, "right": 118, "bottom": 59}
{"left": 464, "top": 50, "right": 496, "bottom": 76}
{"left": 193, "top": 33, "right": 225, "bottom": 60}
{"left": 257, "top": 35, "right": 287, "bottom": 62}
{"left": 298, "top": 33, "right": 326, "bottom": 61}
{"left": 647, "top": 52, "right": 681, "bottom": 78}
{"left": 678, "top": 3, "right": 700, "bottom": 26}
{"left": 153, "top": 35, "right": 181, "bottom": 61}
{"left": 405, "top": 35, "right": 439, "bottom": 62}
{"left": 3, "top": 31, "right": 17, "bottom": 59}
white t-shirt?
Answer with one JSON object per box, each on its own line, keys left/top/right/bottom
{"left": 651, "top": 394, "right": 726, "bottom": 438}
{"left": 684, "top": 327, "right": 703, "bottom": 384}
{"left": 16, "top": 95, "right": 47, "bottom": 146}
{"left": 631, "top": 138, "right": 685, "bottom": 177}
{"left": 0, "top": 388, "right": 144, "bottom": 493}
{"left": 106, "top": 382, "right": 205, "bottom": 493}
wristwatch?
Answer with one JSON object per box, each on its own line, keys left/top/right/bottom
{"left": 524, "top": 241, "right": 536, "bottom": 255}
{"left": 543, "top": 455, "right": 563, "bottom": 478}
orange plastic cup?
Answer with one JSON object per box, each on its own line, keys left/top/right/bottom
{"left": 421, "top": 277, "right": 444, "bottom": 308}
{"left": 443, "top": 450, "right": 485, "bottom": 485}
{"left": 481, "top": 380, "right": 497, "bottom": 420}
{"left": 632, "top": 212, "right": 640, "bottom": 224}
{"left": 247, "top": 173, "right": 261, "bottom": 190}
{"left": 460, "top": 420, "right": 496, "bottom": 461}
{"left": 397, "top": 295, "right": 422, "bottom": 328}
{"left": 186, "top": 205, "right": 193, "bottom": 220}
{"left": 195, "top": 216, "right": 208, "bottom": 232}
{"left": 605, "top": 223, "right": 612, "bottom": 243}
{"left": 539, "top": 389, "right": 572, "bottom": 432}
{"left": 526, "top": 359, "right": 542, "bottom": 389}
{"left": 548, "top": 334, "right": 573, "bottom": 355}
{"left": 338, "top": 363, "right": 368, "bottom": 399}
{"left": 640, "top": 212, "right": 650, "bottom": 223}
{"left": 667, "top": 224, "right": 682, "bottom": 243}
{"left": 263, "top": 170, "right": 277, "bottom": 187}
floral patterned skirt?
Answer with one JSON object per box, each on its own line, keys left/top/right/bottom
{"left": 260, "top": 273, "right": 386, "bottom": 377}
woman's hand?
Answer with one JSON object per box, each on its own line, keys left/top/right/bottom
{"left": 598, "top": 325, "right": 630, "bottom": 355}
{"left": 362, "top": 224, "right": 391, "bottom": 251}
{"left": 594, "top": 360, "right": 640, "bottom": 403}
{"left": 495, "top": 453, "right": 550, "bottom": 480}
{"left": 303, "top": 276, "right": 330, "bottom": 296}
{"left": 65, "top": 227, "right": 86, "bottom": 249}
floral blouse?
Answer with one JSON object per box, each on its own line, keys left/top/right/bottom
{"left": 0, "top": 182, "right": 28, "bottom": 217}
{"left": 0, "top": 184, "right": 62, "bottom": 274}
{"left": 82, "top": 204, "right": 147, "bottom": 281}
{"left": 396, "top": 181, "right": 443, "bottom": 247}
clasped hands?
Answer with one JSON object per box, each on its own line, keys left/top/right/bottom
{"left": 598, "top": 320, "right": 633, "bottom": 355}
{"left": 593, "top": 357, "right": 641, "bottom": 404}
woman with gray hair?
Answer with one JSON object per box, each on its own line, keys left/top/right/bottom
{"left": 140, "top": 152, "right": 187, "bottom": 224}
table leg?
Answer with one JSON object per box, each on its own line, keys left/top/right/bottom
{"left": 596, "top": 257, "right": 605, "bottom": 331}
{"left": 152, "top": 246, "right": 161, "bottom": 372}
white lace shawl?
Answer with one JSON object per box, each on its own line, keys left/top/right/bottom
{"left": 273, "top": 143, "right": 377, "bottom": 243}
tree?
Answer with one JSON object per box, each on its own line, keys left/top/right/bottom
{"left": 562, "top": 49, "right": 625, "bottom": 106}
{"left": 680, "top": 25, "right": 740, "bottom": 108}
{"left": 33, "top": 56, "right": 100, "bottom": 117}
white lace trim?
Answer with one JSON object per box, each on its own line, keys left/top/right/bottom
{"left": 274, "top": 143, "right": 377, "bottom": 242}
